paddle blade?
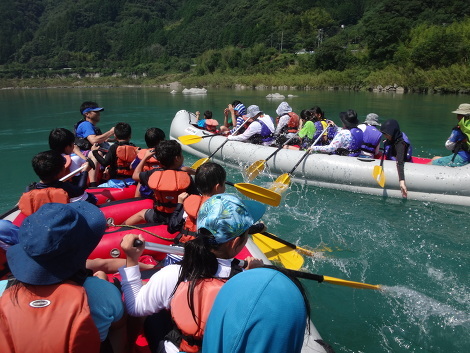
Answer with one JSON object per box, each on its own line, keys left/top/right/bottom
{"left": 191, "top": 157, "right": 209, "bottom": 170}
{"left": 233, "top": 183, "right": 281, "bottom": 207}
{"left": 323, "top": 276, "right": 381, "bottom": 290}
{"left": 269, "top": 173, "right": 291, "bottom": 194}
{"left": 244, "top": 160, "right": 266, "bottom": 182}
{"left": 252, "top": 233, "right": 304, "bottom": 270}
{"left": 372, "top": 165, "right": 385, "bottom": 188}
{"left": 178, "top": 135, "right": 203, "bottom": 145}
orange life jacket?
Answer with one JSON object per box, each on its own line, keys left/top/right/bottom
{"left": 276, "top": 112, "right": 300, "bottom": 134}
{"left": 18, "top": 188, "right": 70, "bottom": 216}
{"left": 64, "top": 155, "right": 72, "bottom": 175}
{"left": 0, "top": 280, "right": 101, "bottom": 353}
{"left": 148, "top": 170, "right": 191, "bottom": 213}
{"left": 136, "top": 148, "right": 161, "bottom": 172}
{"left": 170, "top": 278, "right": 227, "bottom": 352}
{"left": 116, "top": 144, "right": 140, "bottom": 177}
{"left": 179, "top": 195, "right": 210, "bottom": 243}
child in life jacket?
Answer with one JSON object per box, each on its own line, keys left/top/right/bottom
{"left": 119, "top": 193, "right": 266, "bottom": 353}
{"left": 196, "top": 110, "right": 220, "bottom": 133}
{"left": 273, "top": 102, "right": 300, "bottom": 146}
{"left": 19, "top": 150, "right": 97, "bottom": 216}
{"left": 0, "top": 202, "right": 125, "bottom": 352}
{"left": 49, "top": 127, "right": 91, "bottom": 185}
{"left": 167, "top": 162, "right": 227, "bottom": 242}
{"left": 124, "top": 140, "right": 199, "bottom": 226}
{"left": 92, "top": 122, "right": 139, "bottom": 181}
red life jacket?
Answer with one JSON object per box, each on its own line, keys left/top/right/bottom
{"left": 116, "top": 144, "right": 140, "bottom": 177}
{"left": 0, "top": 280, "right": 101, "bottom": 353}
{"left": 179, "top": 195, "right": 210, "bottom": 243}
{"left": 18, "top": 188, "right": 70, "bottom": 216}
{"left": 136, "top": 148, "right": 161, "bottom": 172}
{"left": 170, "top": 278, "right": 227, "bottom": 353}
{"left": 286, "top": 112, "right": 300, "bottom": 133}
{"left": 148, "top": 170, "right": 191, "bottom": 213}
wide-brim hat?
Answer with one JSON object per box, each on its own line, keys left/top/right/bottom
{"left": 340, "top": 110, "right": 359, "bottom": 128}
{"left": 7, "top": 202, "right": 106, "bottom": 285}
{"left": 246, "top": 105, "right": 262, "bottom": 119}
{"left": 364, "top": 113, "right": 381, "bottom": 127}
{"left": 451, "top": 103, "right": 470, "bottom": 116}
{"left": 197, "top": 193, "right": 266, "bottom": 244}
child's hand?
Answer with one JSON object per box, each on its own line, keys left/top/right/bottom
{"left": 244, "top": 256, "right": 264, "bottom": 269}
{"left": 120, "top": 234, "right": 145, "bottom": 267}
{"left": 91, "top": 143, "right": 100, "bottom": 151}
{"left": 177, "top": 192, "right": 189, "bottom": 204}
{"left": 144, "top": 149, "right": 155, "bottom": 160}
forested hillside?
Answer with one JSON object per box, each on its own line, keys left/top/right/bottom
{"left": 1, "top": 0, "right": 469, "bottom": 92}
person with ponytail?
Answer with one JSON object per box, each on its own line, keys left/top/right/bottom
{"left": 119, "top": 193, "right": 266, "bottom": 353}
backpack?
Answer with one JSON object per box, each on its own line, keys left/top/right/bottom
{"left": 0, "top": 280, "right": 100, "bottom": 353}
{"left": 148, "top": 170, "right": 191, "bottom": 213}
{"left": 18, "top": 188, "right": 70, "bottom": 216}
{"left": 116, "top": 144, "right": 140, "bottom": 177}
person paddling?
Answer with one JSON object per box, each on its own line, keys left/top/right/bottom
{"left": 119, "top": 193, "right": 266, "bottom": 353}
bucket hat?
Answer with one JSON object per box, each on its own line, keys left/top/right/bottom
{"left": 276, "top": 102, "right": 292, "bottom": 116}
{"left": 197, "top": 193, "right": 266, "bottom": 244}
{"left": 246, "top": 105, "right": 262, "bottom": 119}
{"left": 339, "top": 109, "right": 359, "bottom": 128}
{"left": 6, "top": 202, "right": 106, "bottom": 285}
{"left": 451, "top": 103, "right": 470, "bottom": 116}
{"left": 364, "top": 113, "right": 381, "bottom": 127}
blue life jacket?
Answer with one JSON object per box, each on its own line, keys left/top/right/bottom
{"left": 348, "top": 128, "right": 364, "bottom": 157}
{"left": 361, "top": 125, "right": 382, "bottom": 155}
{"left": 384, "top": 132, "right": 413, "bottom": 161}
{"left": 250, "top": 119, "right": 274, "bottom": 144}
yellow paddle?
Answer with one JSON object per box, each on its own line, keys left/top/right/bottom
{"left": 372, "top": 151, "right": 386, "bottom": 187}
{"left": 263, "top": 265, "right": 381, "bottom": 290}
{"left": 269, "top": 126, "right": 328, "bottom": 193}
{"left": 244, "top": 135, "right": 298, "bottom": 182}
{"left": 252, "top": 233, "right": 305, "bottom": 270}
{"left": 226, "top": 181, "right": 281, "bottom": 207}
{"left": 178, "top": 134, "right": 219, "bottom": 145}
{"left": 256, "top": 231, "right": 315, "bottom": 257}
{"left": 190, "top": 117, "right": 253, "bottom": 170}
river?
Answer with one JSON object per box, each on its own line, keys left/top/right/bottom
{"left": 0, "top": 87, "right": 468, "bottom": 352}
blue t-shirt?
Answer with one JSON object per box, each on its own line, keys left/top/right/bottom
{"left": 449, "top": 129, "right": 470, "bottom": 161}
{"left": 76, "top": 120, "right": 98, "bottom": 139}
{"left": 0, "top": 276, "right": 124, "bottom": 341}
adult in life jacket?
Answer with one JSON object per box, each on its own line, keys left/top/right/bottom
{"left": 430, "top": 103, "right": 470, "bottom": 167}
{"left": 309, "top": 110, "right": 363, "bottom": 157}
{"left": 273, "top": 102, "right": 300, "bottom": 146}
{"left": 227, "top": 105, "right": 275, "bottom": 145}
{"left": 124, "top": 140, "right": 199, "bottom": 226}
{"left": 119, "top": 193, "right": 266, "bottom": 353}
{"left": 92, "top": 122, "right": 140, "bottom": 180}
{"left": 380, "top": 119, "right": 411, "bottom": 198}
{"left": 358, "top": 113, "right": 383, "bottom": 158}
{"left": 168, "top": 162, "right": 227, "bottom": 244}
{"left": 0, "top": 202, "right": 124, "bottom": 353}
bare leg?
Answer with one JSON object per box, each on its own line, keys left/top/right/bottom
{"left": 124, "top": 209, "right": 148, "bottom": 225}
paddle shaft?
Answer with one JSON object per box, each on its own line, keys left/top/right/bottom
{"left": 60, "top": 164, "right": 87, "bottom": 182}
{"left": 264, "top": 134, "right": 299, "bottom": 162}
{"left": 286, "top": 126, "right": 329, "bottom": 175}
{"left": 258, "top": 231, "right": 314, "bottom": 256}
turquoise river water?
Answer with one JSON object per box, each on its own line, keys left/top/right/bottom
{"left": 0, "top": 87, "right": 468, "bottom": 352}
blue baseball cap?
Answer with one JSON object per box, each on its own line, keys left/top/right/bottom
{"left": 81, "top": 107, "right": 104, "bottom": 114}
{"left": 7, "top": 202, "right": 106, "bottom": 285}
{"left": 197, "top": 193, "right": 266, "bottom": 244}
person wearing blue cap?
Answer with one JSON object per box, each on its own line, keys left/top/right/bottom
{"left": 0, "top": 202, "right": 125, "bottom": 352}
{"left": 203, "top": 267, "right": 310, "bottom": 353}
{"left": 119, "top": 193, "right": 266, "bottom": 353}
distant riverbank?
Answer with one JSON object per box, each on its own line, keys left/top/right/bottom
{"left": 1, "top": 65, "right": 469, "bottom": 94}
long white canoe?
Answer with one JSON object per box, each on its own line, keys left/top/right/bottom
{"left": 171, "top": 110, "right": 470, "bottom": 207}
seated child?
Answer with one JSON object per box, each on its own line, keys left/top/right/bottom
{"left": 92, "top": 122, "right": 139, "bottom": 181}
{"left": 49, "top": 127, "right": 90, "bottom": 185}
{"left": 196, "top": 110, "right": 219, "bottom": 132}
{"left": 19, "top": 150, "right": 97, "bottom": 216}
{"left": 167, "top": 162, "right": 226, "bottom": 241}
{"left": 124, "top": 140, "right": 198, "bottom": 225}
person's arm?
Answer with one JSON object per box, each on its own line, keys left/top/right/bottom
{"left": 445, "top": 128, "right": 462, "bottom": 151}
{"left": 394, "top": 140, "right": 408, "bottom": 198}
{"left": 92, "top": 143, "right": 116, "bottom": 167}
{"left": 227, "top": 121, "right": 259, "bottom": 141}
{"left": 119, "top": 233, "right": 179, "bottom": 316}
{"left": 309, "top": 129, "right": 347, "bottom": 154}
{"left": 132, "top": 149, "right": 155, "bottom": 182}
{"left": 274, "top": 115, "right": 290, "bottom": 135}
{"left": 87, "top": 127, "right": 115, "bottom": 145}
{"left": 72, "top": 145, "right": 88, "bottom": 160}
